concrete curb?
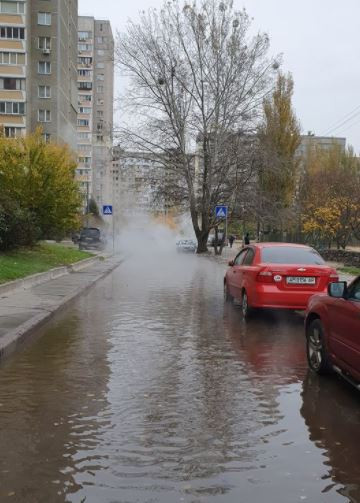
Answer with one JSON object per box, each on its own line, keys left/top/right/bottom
{"left": 0, "top": 257, "right": 123, "bottom": 363}
{"left": 0, "top": 255, "right": 102, "bottom": 296}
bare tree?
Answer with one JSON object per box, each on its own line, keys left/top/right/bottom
{"left": 116, "top": 0, "right": 280, "bottom": 252}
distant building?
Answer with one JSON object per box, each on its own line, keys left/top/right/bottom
{"left": 76, "top": 17, "right": 114, "bottom": 211}
{"left": 0, "top": 0, "right": 78, "bottom": 147}
{"left": 297, "top": 133, "right": 346, "bottom": 158}
{"left": 111, "top": 148, "right": 165, "bottom": 214}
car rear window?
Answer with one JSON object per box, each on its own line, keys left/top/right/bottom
{"left": 81, "top": 228, "right": 100, "bottom": 238}
{"left": 261, "top": 246, "right": 325, "bottom": 265}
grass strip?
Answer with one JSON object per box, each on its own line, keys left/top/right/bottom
{"left": 338, "top": 266, "right": 360, "bottom": 277}
{"left": 0, "top": 243, "right": 93, "bottom": 284}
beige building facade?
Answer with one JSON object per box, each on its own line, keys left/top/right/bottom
{"left": 0, "top": 0, "right": 78, "bottom": 148}
{"left": 297, "top": 133, "right": 346, "bottom": 158}
{"left": 0, "top": 0, "right": 27, "bottom": 137}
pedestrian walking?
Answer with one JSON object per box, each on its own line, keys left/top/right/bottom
{"left": 244, "top": 232, "right": 250, "bottom": 245}
{"left": 228, "top": 235, "right": 235, "bottom": 248}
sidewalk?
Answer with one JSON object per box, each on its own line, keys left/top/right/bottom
{"left": 0, "top": 255, "right": 123, "bottom": 362}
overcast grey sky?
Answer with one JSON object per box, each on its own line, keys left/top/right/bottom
{"left": 79, "top": 0, "right": 360, "bottom": 151}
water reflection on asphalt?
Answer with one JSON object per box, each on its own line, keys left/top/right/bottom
{"left": 0, "top": 250, "right": 360, "bottom": 503}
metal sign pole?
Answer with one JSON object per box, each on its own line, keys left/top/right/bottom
{"left": 225, "top": 212, "right": 228, "bottom": 245}
{"left": 112, "top": 211, "right": 115, "bottom": 253}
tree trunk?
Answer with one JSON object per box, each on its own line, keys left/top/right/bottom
{"left": 196, "top": 230, "right": 209, "bottom": 253}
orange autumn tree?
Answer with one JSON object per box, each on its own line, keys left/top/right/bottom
{"left": 300, "top": 143, "right": 360, "bottom": 249}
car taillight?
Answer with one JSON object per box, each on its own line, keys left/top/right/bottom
{"left": 256, "top": 271, "right": 274, "bottom": 283}
{"left": 329, "top": 273, "right": 339, "bottom": 281}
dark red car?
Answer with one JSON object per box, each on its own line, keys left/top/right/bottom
{"left": 305, "top": 277, "right": 360, "bottom": 385}
{"left": 224, "top": 243, "right": 338, "bottom": 317}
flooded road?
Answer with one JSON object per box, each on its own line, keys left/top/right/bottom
{"left": 1, "top": 250, "right": 360, "bottom": 503}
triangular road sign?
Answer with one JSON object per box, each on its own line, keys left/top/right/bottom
{"left": 103, "top": 205, "right": 113, "bottom": 215}
{"left": 217, "top": 208, "right": 226, "bottom": 217}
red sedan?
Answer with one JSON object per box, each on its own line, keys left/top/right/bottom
{"left": 305, "top": 277, "right": 360, "bottom": 385}
{"left": 224, "top": 243, "right": 338, "bottom": 317}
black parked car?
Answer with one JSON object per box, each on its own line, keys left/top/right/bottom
{"left": 78, "top": 227, "right": 104, "bottom": 251}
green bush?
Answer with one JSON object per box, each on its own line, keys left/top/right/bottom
{"left": 0, "top": 131, "right": 81, "bottom": 249}
{"left": 0, "top": 196, "right": 40, "bottom": 251}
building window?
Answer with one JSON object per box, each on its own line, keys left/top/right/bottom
{"left": 38, "top": 36, "right": 51, "bottom": 50}
{"left": 0, "top": 2, "right": 25, "bottom": 14}
{"left": 43, "top": 133, "right": 51, "bottom": 143}
{"left": 38, "top": 109, "right": 51, "bottom": 122}
{"left": 77, "top": 119, "right": 89, "bottom": 127}
{"left": 0, "top": 101, "right": 25, "bottom": 115}
{"left": 78, "top": 82, "right": 92, "bottom": 90}
{"left": 96, "top": 62, "right": 104, "bottom": 69}
{"left": 38, "top": 85, "right": 51, "bottom": 98}
{"left": 79, "top": 156, "right": 91, "bottom": 165}
{"left": 0, "top": 52, "right": 25, "bottom": 65}
{"left": 96, "top": 85, "right": 103, "bottom": 93}
{"left": 97, "top": 135, "right": 103, "bottom": 142}
{"left": 78, "top": 56, "right": 92, "bottom": 65}
{"left": 97, "top": 110, "right": 103, "bottom": 117}
{"left": 4, "top": 126, "right": 24, "bottom": 137}
{"left": 79, "top": 94, "right": 92, "bottom": 102}
{"left": 0, "top": 27, "right": 25, "bottom": 40}
{"left": 38, "top": 61, "right": 51, "bottom": 74}
{"left": 78, "top": 106, "right": 91, "bottom": 114}
{"left": 97, "top": 50, "right": 104, "bottom": 56}
{"left": 78, "top": 144, "right": 90, "bottom": 152}
{"left": 78, "top": 69, "right": 92, "bottom": 77}
{"left": 78, "top": 31, "right": 91, "bottom": 41}
{"left": 77, "top": 132, "right": 90, "bottom": 140}
{"left": 78, "top": 43, "right": 92, "bottom": 52}
{"left": 38, "top": 12, "right": 51, "bottom": 26}
{"left": 0, "top": 78, "right": 25, "bottom": 90}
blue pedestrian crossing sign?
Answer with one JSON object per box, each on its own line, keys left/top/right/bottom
{"left": 215, "top": 205, "right": 228, "bottom": 218}
{"left": 102, "top": 205, "right": 113, "bottom": 215}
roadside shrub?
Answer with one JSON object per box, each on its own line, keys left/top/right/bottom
{"left": 0, "top": 196, "right": 40, "bottom": 251}
{"left": 0, "top": 131, "right": 82, "bottom": 249}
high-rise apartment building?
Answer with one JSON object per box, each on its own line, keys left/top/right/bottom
{"left": 0, "top": 1, "right": 27, "bottom": 138}
{"left": 297, "top": 133, "right": 346, "bottom": 158}
{"left": 0, "top": 0, "right": 78, "bottom": 147}
{"left": 76, "top": 16, "right": 114, "bottom": 210}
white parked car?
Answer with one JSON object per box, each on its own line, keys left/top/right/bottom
{"left": 176, "top": 239, "right": 197, "bottom": 253}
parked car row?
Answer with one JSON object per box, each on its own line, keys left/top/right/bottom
{"left": 224, "top": 242, "right": 360, "bottom": 391}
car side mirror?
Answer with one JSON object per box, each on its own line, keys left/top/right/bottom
{"left": 228, "top": 260, "right": 234, "bottom": 267}
{"left": 328, "top": 281, "right": 347, "bottom": 298}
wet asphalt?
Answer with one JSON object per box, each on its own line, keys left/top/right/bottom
{"left": 0, "top": 249, "right": 360, "bottom": 503}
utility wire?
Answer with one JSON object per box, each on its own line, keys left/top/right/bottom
{"left": 322, "top": 104, "right": 360, "bottom": 136}
{"left": 333, "top": 115, "right": 360, "bottom": 136}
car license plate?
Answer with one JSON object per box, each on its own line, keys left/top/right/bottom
{"left": 286, "top": 276, "right": 316, "bottom": 285}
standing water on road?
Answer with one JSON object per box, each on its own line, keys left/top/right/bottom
{"left": 1, "top": 240, "right": 360, "bottom": 503}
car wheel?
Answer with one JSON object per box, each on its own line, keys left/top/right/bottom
{"left": 224, "top": 282, "right": 233, "bottom": 302}
{"left": 306, "top": 319, "right": 332, "bottom": 375}
{"left": 241, "top": 289, "right": 253, "bottom": 318}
